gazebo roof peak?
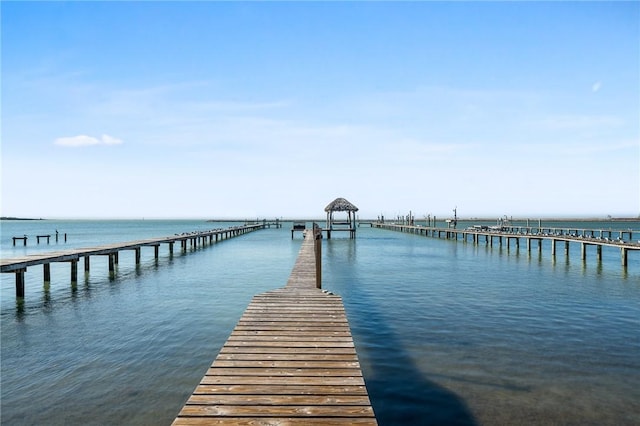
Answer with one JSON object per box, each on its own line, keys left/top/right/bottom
{"left": 324, "top": 197, "right": 359, "bottom": 212}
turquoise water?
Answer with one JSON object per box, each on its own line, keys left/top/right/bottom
{"left": 1, "top": 220, "right": 639, "bottom": 425}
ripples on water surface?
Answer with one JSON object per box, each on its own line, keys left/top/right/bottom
{"left": 1, "top": 220, "right": 639, "bottom": 425}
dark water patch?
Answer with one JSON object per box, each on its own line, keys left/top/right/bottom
{"left": 324, "top": 236, "right": 478, "bottom": 425}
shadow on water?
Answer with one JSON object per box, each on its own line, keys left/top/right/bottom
{"left": 325, "top": 238, "right": 478, "bottom": 426}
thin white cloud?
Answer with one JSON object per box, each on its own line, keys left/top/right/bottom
{"left": 54, "top": 134, "right": 123, "bottom": 147}
{"left": 100, "top": 134, "right": 123, "bottom": 145}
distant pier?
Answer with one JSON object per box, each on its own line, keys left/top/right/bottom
{"left": 11, "top": 232, "right": 67, "bottom": 245}
{"left": 173, "top": 227, "right": 377, "bottom": 425}
{"left": 374, "top": 223, "right": 639, "bottom": 267}
{"left": 1, "top": 224, "right": 263, "bottom": 299}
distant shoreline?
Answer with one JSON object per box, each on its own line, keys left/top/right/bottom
{"left": 0, "top": 217, "right": 45, "bottom": 221}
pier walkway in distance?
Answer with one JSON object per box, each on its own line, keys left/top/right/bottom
{"left": 1, "top": 224, "right": 263, "bottom": 299}
{"left": 173, "top": 229, "right": 377, "bottom": 425}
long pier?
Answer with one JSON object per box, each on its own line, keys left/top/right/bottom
{"left": 1, "top": 224, "right": 263, "bottom": 299}
{"left": 374, "top": 222, "right": 640, "bottom": 267}
{"left": 173, "top": 228, "right": 377, "bottom": 425}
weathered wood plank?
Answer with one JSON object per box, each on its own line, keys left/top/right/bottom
{"left": 186, "top": 394, "right": 371, "bottom": 405}
{"left": 219, "top": 347, "right": 357, "bottom": 355}
{"left": 211, "top": 360, "right": 361, "bottom": 368}
{"left": 219, "top": 341, "right": 355, "bottom": 348}
{"left": 205, "top": 367, "right": 363, "bottom": 377}
{"left": 199, "top": 376, "right": 366, "bottom": 386}
{"left": 235, "top": 322, "right": 350, "bottom": 328}
{"left": 214, "top": 353, "right": 358, "bottom": 361}
{"left": 177, "top": 404, "right": 375, "bottom": 417}
{"left": 230, "top": 331, "right": 353, "bottom": 338}
{"left": 193, "top": 384, "right": 369, "bottom": 395}
{"left": 174, "top": 418, "right": 377, "bottom": 425}
{"left": 227, "top": 334, "right": 353, "bottom": 346}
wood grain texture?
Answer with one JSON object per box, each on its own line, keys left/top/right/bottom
{"left": 173, "top": 230, "right": 377, "bottom": 425}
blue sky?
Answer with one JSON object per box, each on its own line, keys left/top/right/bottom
{"left": 2, "top": 1, "right": 638, "bottom": 219}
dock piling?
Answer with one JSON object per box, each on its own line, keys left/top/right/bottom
{"left": 15, "top": 269, "right": 26, "bottom": 298}
{"left": 70, "top": 259, "right": 78, "bottom": 283}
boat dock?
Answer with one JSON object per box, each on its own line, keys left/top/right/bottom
{"left": 173, "top": 227, "right": 377, "bottom": 425}
{"left": 374, "top": 222, "right": 640, "bottom": 267}
{"left": 1, "top": 224, "right": 263, "bottom": 299}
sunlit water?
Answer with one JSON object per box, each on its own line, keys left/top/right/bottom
{"left": 2, "top": 220, "right": 639, "bottom": 425}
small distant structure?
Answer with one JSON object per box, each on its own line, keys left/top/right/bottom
{"left": 324, "top": 197, "right": 358, "bottom": 239}
{"left": 291, "top": 221, "right": 306, "bottom": 239}
{"left": 445, "top": 207, "right": 458, "bottom": 229}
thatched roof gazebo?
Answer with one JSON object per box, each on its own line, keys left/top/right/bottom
{"left": 324, "top": 197, "right": 358, "bottom": 239}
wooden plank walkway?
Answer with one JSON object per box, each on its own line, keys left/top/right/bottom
{"left": 173, "top": 230, "right": 377, "bottom": 425}
{"left": 375, "top": 222, "right": 640, "bottom": 267}
{"left": 2, "top": 225, "right": 263, "bottom": 299}
{"left": 1, "top": 225, "right": 262, "bottom": 272}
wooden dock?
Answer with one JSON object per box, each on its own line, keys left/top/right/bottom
{"left": 1, "top": 224, "right": 263, "bottom": 299}
{"left": 173, "top": 229, "right": 377, "bottom": 425}
{"left": 374, "top": 222, "right": 640, "bottom": 267}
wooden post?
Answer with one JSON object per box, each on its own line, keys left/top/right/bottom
{"left": 13, "top": 237, "right": 28, "bottom": 246}
{"left": 597, "top": 245, "right": 602, "bottom": 262}
{"left": 109, "top": 254, "right": 115, "bottom": 273}
{"left": 169, "top": 242, "right": 174, "bottom": 255}
{"left": 551, "top": 239, "right": 557, "bottom": 257}
{"left": 135, "top": 248, "right": 141, "bottom": 264}
{"left": 621, "top": 248, "right": 628, "bottom": 267}
{"left": 44, "top": 263, "right": 51, "bottom": 282}
{"left": 314, "top": 226, "right": 322, "bottom": 289}
{"left": 70, "top": 260, "right": 78, "bottom": 283}
{"left": 15, "top": 269, "right": 26, "bottom": 298}
{"left": 581, "top": 243, "right": 587, "bottom": 260}
{"left": 84, "top": 255, "right": 90, "bottom": 272}
{"left": 154, "top": 245, "right": 159, "bottom": 259}
{"left": 565, "top": 241, "right": 570, "bottom": 256}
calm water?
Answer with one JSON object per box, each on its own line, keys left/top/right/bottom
{"left": 1, "top": 219, "right": 639, "bottom": 425}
